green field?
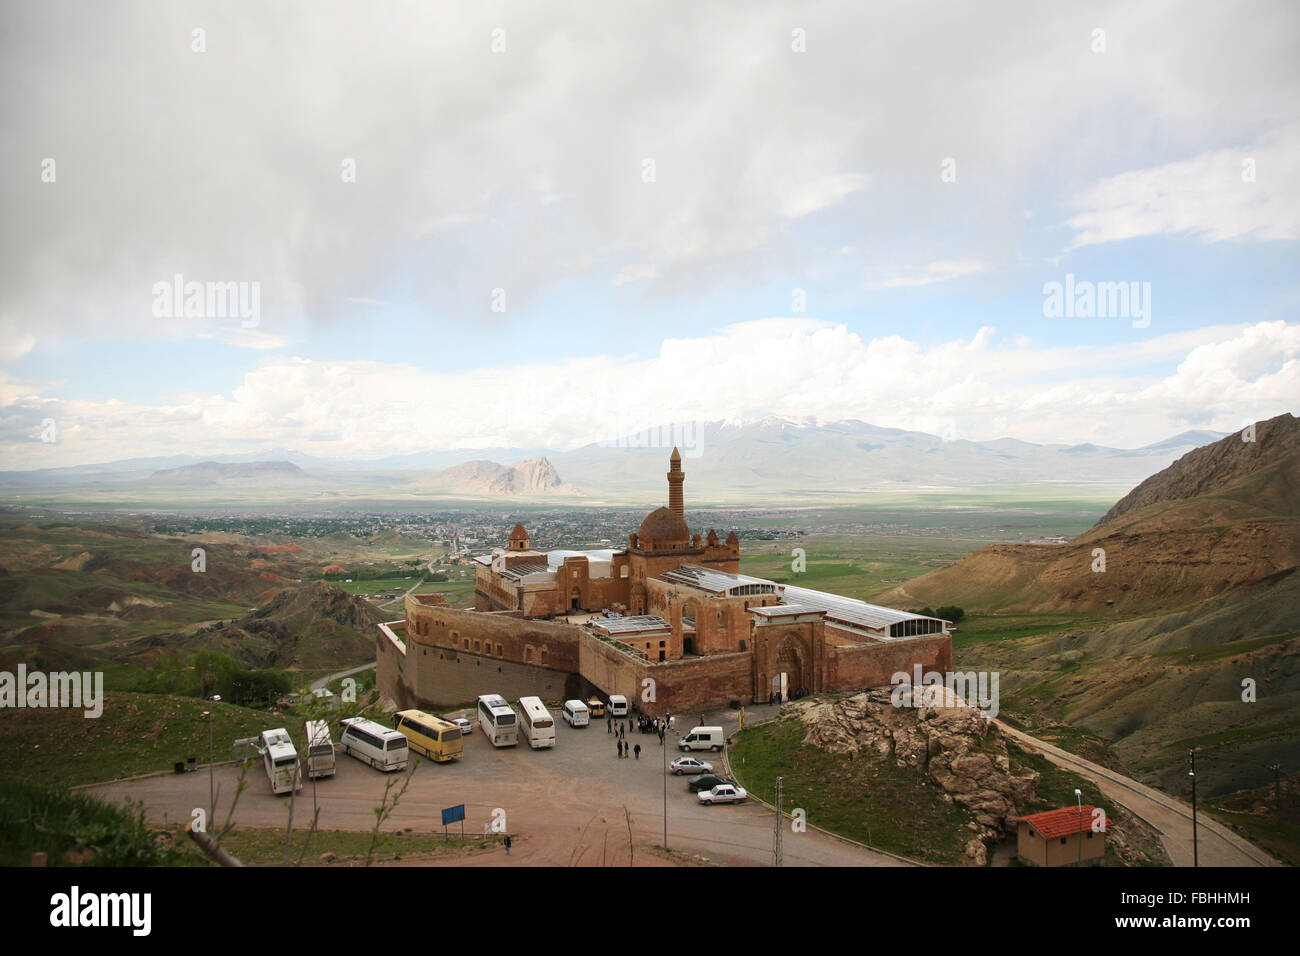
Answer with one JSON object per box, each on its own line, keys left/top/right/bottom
{"left": 952, "top": 612, "right": 1108, "bottom": 650}
{"left": 741, "top": 534, "right": 981, "bottom": 602}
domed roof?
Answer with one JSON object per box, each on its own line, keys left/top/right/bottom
{"left": 638, "top": 507, "right": 689, "bottom": 545}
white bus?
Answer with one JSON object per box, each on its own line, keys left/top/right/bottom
{"left": 608, "top": 694, "right": 629, "bottom": 717}
{"left": 477, "top": 694, "right": 518, "bottom": 748}
{"left": 517, "top": 696, "right": 556, "bottom": 749}
{"left": 304, "top": 720, "right": 335, "bottom": 779}
{"left": 339, "top": 716, "right": 409, "bottom": 772}
{"left": 258, "top": 728, "right": 303, "bottom": 795}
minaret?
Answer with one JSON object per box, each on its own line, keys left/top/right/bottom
{"left": 667, "top": 447, "right": 685, "bottom": 519}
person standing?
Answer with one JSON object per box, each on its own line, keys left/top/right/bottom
{"left": 616, "top": 739, "right": 622, "bottom": 759}
{"left": 633, "top": 743, "right": 641, "bottom": 760}
{"left": 504, "top": 834, "right": 512, "bottom": 855}
{"left": 607, "top": 714, "right": 612, "bottom": 733}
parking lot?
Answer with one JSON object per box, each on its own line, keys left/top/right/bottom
{"left": 87, "top": 703, "right": 903, "bottom": 867}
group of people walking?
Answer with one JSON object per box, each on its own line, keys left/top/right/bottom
{"left": 616, "top": 737, "right": 641, "bottom": 759}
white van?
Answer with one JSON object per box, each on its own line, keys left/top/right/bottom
{"left": 608, "top": 694, "right": 629, "bottom": 717}
{"left": 339, "top": 716, "right": 408, "bottom": 772}
{"left": 304, "top": 720, "right": 335, "bottom": 779}
{"left": 562, "top": 699, "right": 590, "bottom": 727}
{"left": 258, "top": 728, "right": 303, "bottom": 794}
{"left": 677, "top": 725, "right": 726, "bottom": 752}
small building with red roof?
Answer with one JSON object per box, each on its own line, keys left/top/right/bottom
{"left": 1010, "top": 805, "right": 1110, "bottom": 866}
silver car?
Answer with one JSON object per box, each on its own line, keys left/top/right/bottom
{"left": 669, "top": 756, "right": 714, "bottom": 776}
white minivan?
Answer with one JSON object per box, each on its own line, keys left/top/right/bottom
{"left": 304, "top": 720, "right": 335, "bottom": 779}
{"left": 608, "top": 694, "right": 629, "bottom": 717}
{"left": 562, "top": 699, "right": 590, "bottom": 727}
{"left": 677, "top": 725, "right": 726, "bottom": 752}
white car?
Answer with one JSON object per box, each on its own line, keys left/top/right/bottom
{"left": 698, "top": 783, "right": 748, "bottom": 805}
{"left": 670, "top": 756, "right": 714, "bottom": 776}
{"left": 452, "top": 717, "right": 472, "bottom": 735}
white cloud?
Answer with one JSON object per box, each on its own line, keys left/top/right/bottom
{"left": 870, "top": 259, "right": 988, "bottom": 289}
{"left": 212, "top": 327, "right": 292, "bottom": 350}
{"left": 612, "top": 263, "right": 659, "bottom": 285}
{"left": 5, "top": 318, "right": 1296, "bottom": 466}
{"left": 5, "top": 1, "right": 1297, "bottom": 344}
{"left": 0, "top": 333, "right": 35, "bottom": 364}
{"left": 1062, "top": 124, "right": 1300, "bottom": 248}
{"left": 779, "top": 172, "right": 868, "bottom": 219}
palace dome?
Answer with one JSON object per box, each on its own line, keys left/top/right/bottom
{"left": 637, "top": 507, "right": 689, "bottom": 546}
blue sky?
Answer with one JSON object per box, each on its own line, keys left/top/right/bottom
{"left": 2, "top": 0, "right": 1297, "bottom": 466}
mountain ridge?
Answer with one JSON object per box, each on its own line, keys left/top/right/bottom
{"left": 874, "top": 412, "right": 1299, "bottom": 616}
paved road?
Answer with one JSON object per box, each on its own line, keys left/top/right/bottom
{"left": 995, "top": 720, "right": 1279, "bottom": 867}
{"left": 87, "top": 705, "right": 901, "bottom": 867}
{"left": 310, "top": 662, "right": 376, "bottom": 692}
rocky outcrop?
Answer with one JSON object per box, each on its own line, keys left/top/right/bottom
{"left": 419, "top": 456, "right": 580, "bottom": 496}
{"left": 790, "top": 688, "right": 1040, "bottom": 864}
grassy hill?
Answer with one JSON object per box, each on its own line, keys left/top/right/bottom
{"left": 0, "top": 691, "right": 288, "bottom": 788}
{"left": 874, "top": 413, "right": 1299, "bottom": 616}
{"left": 0, "top": 519, "right": 388, "bottom": 674}
{"left": 731, "top": 696, "right": 1166, "bottom": 866}
{"left": 879, "top": 414, "right": 1300, "bottom": 857}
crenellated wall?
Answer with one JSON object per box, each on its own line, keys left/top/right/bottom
{"left": 379, "top": 592, "right": 954, "bottom": 717}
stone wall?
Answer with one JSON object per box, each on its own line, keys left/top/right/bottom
{"left": 382, "top": 592, "right": 955, "bottom": 719}
{"left": 405, "top": 595, "right": 581, "bottom": 673}
{"left": 824, "top": 633, "right": 952, "bottom": 692}
{"left": 378, "top": 615, "right": 578, "bottom": 711}
{"left": 576, "top": 631, "right": 752, "bottom": 716}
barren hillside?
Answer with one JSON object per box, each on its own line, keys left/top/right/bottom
{"left": 875, "top": 413, "right": 1299, "bottom": 615}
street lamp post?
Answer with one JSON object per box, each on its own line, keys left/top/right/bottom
{"left": 1189, "top": 750, "right": 1198, "bottom": 868}
{"left": 207, "top": 695, "right": 220, "bottom": 823}
{"left": 662, "top": 723, "right": 668, "bottom": 850}
{"left": 1074, "top": 788, "right": 1082, "bottom": 866}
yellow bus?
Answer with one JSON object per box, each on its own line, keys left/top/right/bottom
{"left": 394, "top": 710, "right": 464, "bottom": 763}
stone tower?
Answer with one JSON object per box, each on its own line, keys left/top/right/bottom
{"left": 508, "top": 522, "right": 531, "bottom": 551}
{"left": 667, "top": 447, "right": 685, "bottom": 519}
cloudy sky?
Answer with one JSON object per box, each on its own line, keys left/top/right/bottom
{"left": 2, "top": 0, "right": 1298, "bottom": 468}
